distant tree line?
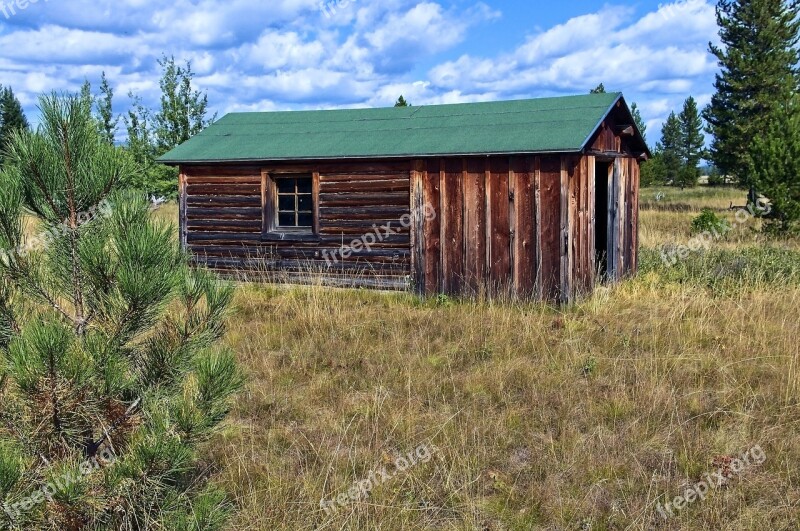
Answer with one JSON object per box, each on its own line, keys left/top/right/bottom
{"left": 0, "top": 56, "right": 214, "bottom": 199}
{"left": 640, "top": 96, "right": 706, "bottom": 189}
{"left": 635, "top": 0, "right": 799, "bottom": 233}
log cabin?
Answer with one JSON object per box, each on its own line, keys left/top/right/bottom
{"left": 159, "top": 92, "right": 649, "bottom": 302}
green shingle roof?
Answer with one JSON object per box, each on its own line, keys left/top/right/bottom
{"left": 159, "top": 93, "right": 628, "bottom": 164}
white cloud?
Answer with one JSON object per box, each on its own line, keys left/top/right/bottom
{"left": 426, "top": 1, "right": 718, "bottom": 140}
{"left": 0, "top": 0, "right": 718, "bottom": 143}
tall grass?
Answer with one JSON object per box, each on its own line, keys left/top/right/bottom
{"left": 163, "top": 186, "right": 800, "bottom": 530}
{"left": 640, "top": 246, "right": 800, "bottom": 292}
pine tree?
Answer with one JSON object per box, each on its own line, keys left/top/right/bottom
{"left": 0, "top": 87, "right": 29, "bottom": 164}
{"left": 747, "top": 96, "right": 800, "bottom": 232}
{"left": 394, "top": 95, "right": 409, "bottom": 107}
{"left": 640, "top": 151, "right": 667, "bottom": 187}
{"left": 79, "top": 79, "right": 93, "bottom": 112}
{"left": 631, "top": 102, "right": 647, "bottom": 146}
{"left": 0, "top": 94, "right": 241, "bottom": 530}
{"left": 590, "top": 83, "right": 606, "bottom": 94}
{"left": 659, "top": 112, "right": 683, "bottom": 185}
{"left": 676, "top": 96, "right": 705, "bottom": 188}
{"left": 97, "top": 72, "right": 118, "bottom": 145}
{"left": 704, "top": 0, "right": 800, "bottom": 186}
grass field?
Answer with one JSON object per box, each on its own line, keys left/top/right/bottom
{"left": 168, "top": 186, "right": 800, "bottom": 530}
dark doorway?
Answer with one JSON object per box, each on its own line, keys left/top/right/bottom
{"left": 595, "top": 161, "right": 611, "bottom": 278}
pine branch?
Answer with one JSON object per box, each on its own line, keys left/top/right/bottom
{"left": 59, "top": 118, "right": 88, "bottom": 336}
{"left": 25, "top": 277, "right": 76, "bottom": 325}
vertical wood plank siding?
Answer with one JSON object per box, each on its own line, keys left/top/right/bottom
{"left": 415, "top": 155, "right": 639, "bottom": 301}
{"left": 488, "top": 158, "right": 512, "bottom": 293}
{"left": 441, "top": 159, "right": 465, "bottom": 294}
{"left": 539, "top": 156, "right": 562, "bottom": 301}
{"left": 463, "top": 159, "right": 487, "bottom": 295}
{"left": 511, "top": 157, "right": 536, "bottom": 297}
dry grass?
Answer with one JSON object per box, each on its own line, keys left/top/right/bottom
{"left": 178, "top": 187, "right": 800, "bottom": 530}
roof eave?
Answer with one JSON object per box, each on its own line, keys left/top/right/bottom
{"left": 157, "top": 148, "right": 586, "bottom": 166}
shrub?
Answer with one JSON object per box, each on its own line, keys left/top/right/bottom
{"left": 691, "top": 208, "right": 730, "bottom": 236}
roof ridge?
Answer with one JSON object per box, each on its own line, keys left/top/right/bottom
{"left": 222, "top": 92, "right": 621, "bottom": 117}
{"left": 220, "top": 102, "right": 616, "bottom": 126}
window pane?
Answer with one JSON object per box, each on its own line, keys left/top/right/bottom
{"left": 297, "top": 194, "right": 312, "bottom": 211}
{"left": 278, "top": 195, "right": 295, "bottom": 211}
{"left": 278, "top": 212, "right": 296, "bottom": 227}
{"left": 296, "top": 179, "right": 312, "bottom": 194}
{"left": 297, "top": 213, "right": 313, "bottom": 227}
{"left": 276, "top": 178, "right": 296, "bottom": 194}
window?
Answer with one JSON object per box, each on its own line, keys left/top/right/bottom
{"left": 275, "top": 176, "right": 313, "bottom": 230}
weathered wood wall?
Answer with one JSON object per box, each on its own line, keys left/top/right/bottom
{"left": 178, "top": 153, "right": 640, "bottom": 301}
{"left": 411, "top": 154, "right": 639, "bottom": 301}
{"left": 412, "top": 155, "right": 572, "bottom": 301}
{"left": 180, "top": 161, "right": 412, "bottom": 289}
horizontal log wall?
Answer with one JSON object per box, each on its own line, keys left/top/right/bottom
{"left": 180, "top": 161, "right": 412, "bottom": 289}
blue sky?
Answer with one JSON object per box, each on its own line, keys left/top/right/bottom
{"left": 0, "top": 0, "right": 720, "bottom": 143}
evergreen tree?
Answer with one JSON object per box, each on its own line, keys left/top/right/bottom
{"left": 747, "top": 96, "right": 800, "bottom": 233}
{"left": 0, "top": 87, "right": 29, "bottom": 164}
{"left": 640, "top": 151, "right": 667, "bottom": 187}
{"left": 590, "top": 83, "right": 606, "bottom": 94}
{"left": 659, "top": 111, "right": 683, "bottom": 185}
{"left": 97, "top": 72, "right": 118, "bottom": 145}
{"left": 631, "top": 102, "right": 647, "bottom": 146}
{"left": 79, "top": 79, "right": 93, "bottom": 112}
{"left": 394, "top": 95, "right": 409, "bottom": 107}
{"left": 676, "top": 96, "right": 705, "bottom": 188}
{"left": 704, "top": 0, "right": 800, "bottom": 186}
{"left": 0, "top": 94, "right": 241, "bottom": 530}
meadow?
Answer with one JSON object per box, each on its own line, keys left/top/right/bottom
{"left": 169, "top": 186, "right": 800, "bottom": 530}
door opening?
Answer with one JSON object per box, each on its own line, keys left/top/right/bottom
{"left": 595, "top": 160, "right": 611, "bottom": 279}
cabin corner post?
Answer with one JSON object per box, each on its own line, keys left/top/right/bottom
{"left": 312, "top": 171, "right": 321, "bottom": 236}
{"left": 410, "top": 160, "right": 426, "bottom": 295}
{"left": 178, "top": 167, "right": 188, "bottom": 252}
{"left": 533, "top": 156, "right": 542, "bottom": 300}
